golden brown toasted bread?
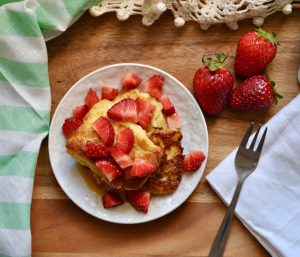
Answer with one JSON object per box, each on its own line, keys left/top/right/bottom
{"left": 66, "top": 92, "right": 164, "bottom": 192}
{"left": 145, "top": 129, "right": 184, "bottom": 194}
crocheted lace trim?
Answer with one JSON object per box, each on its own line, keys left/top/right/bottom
{"left": 90, "top": 0, "right": 293, "bottom": 30}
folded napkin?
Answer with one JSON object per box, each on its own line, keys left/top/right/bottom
{"left": 0, "top": 1, "right": 99, "bottom": 256}
{"left": 207, "top": 94, "right": 300, "bottom": 257}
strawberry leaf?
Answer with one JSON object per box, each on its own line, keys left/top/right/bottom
{"left": 270, "top": 80, "right": 283, "bottom": 104}
{"left": 256, "top": 28, "right": 279, "bottom": 46}
{"left": 202, "top": 53, "right": 228, "bottom": 72}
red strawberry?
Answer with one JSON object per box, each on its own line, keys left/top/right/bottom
{"left": 107, "top": 99, "right": 138, "bottom": 123}
{"left": 160, "top": 95, "right": 175, "bottom": 116}
{"left": 93, "top": 117, "right": 115, "bottom": 147}
{"left": 73, "top": 104, "right": 88, "bottom": 120}
{"left": 96, "top": 160, "right": 122, "bottom": 182}
{"left": 193, "top": 53, "right": 234, "bottom": 116}
{"left": 85, "top": 88, "right": 99, "bottom": 109}
{"left": 229, "top": 75, "right": 282, "bottom": 111}
{"left": 167, "top": 113, "right": 181, "bottom": 129}
{"left": 116, "top": 128, "right": 134, "bottom": 154}
{"left": 62, "top": 117, "right": 82, "bottom": 138}
{"left": 110, "top": 146, "right": 133, "bottom": 169}
{"left": 136, "top": 98, "right": 156, "bottom": 129}
{"left": 101, "top": 86, "right": 118, "bottom": 101}
{"left": 141, "top": 74, "right": 165, "bottom": 100}
{"left": 121, "top": 72, "right": 142, "bottom": 89}
{"left": 85, "top": 140, "right": 110, "bottom": 158}
{"left": 235, "top": 28, "right": 279, "bottom": 78}
{"left": 129, "top": 158, "right": 157, "bottom": 177}
{"left": 126, "top": 191, "right": 151, "bottom": 213}
{"left": 138, "top": 114, "right": 152, "bottom": 129}
{"left": 183, "top": 151, "right": 206, "bottom": 172}
{"left": 102, "top": 191, "right": 124, "bottom": 208}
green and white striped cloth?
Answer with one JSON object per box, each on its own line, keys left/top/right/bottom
{"left": 0, "top": 1, "right": 99, "bottom": 256}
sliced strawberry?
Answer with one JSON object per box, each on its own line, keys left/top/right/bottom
{"left": 85, "top": 140, "right": 110, "bottom": 158}
{"left": 107, "top": 99, "right": 138, "bottom": 123}
{"left": 138, "top": 114, "right": 152, "bottom": 129}
{"left": 167, "top": 112, "right": 181, "bottom": 129}
{"left": 96, "top": 160, "right": 122, "bottom": 182}
{"left": 116, "top": 128, "right": 134, "bottom": 154}
{"left": 101, "top": 86, "right": 118, "bottom": 101}
{"left": 102, "top": 191, "right": 124, "bottom": 208}
{"left": 93, "top": 117, "right": 115, "bottom": 147}
{"left": 126, "top": 191, "right": 151, "bottom": 213}
{"left": 73, "top": 104, "right": 88, "bottom": 120}
{"left": 85, "top": 88, "right": 99, "bottom": 109}
{"left": 62, "top": 117, "right": 82, "bottom": 138}
{"left": 141, "top": 74, "right": 165, "bottom": 100}
{"left": 137, "top": 98, "right": 156, "bottom": 129}
{"left": 160, "top": 95, "right": 175, "bottom": 116}
{"left": 110, "top": 146, "right": 133, "bottom": 169}
{"left": 121, "top": 72, "right": 142, "bottom": 89}
{"left": 129, "top": 158, "right": 157, "bottom": 177}
{"left": 183, "top": 151, "right": 206, "bottom": 172}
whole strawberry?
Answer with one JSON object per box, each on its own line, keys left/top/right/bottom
{"left": 193, "top": 53, "right": 234, "bottom": 116}
{"left": 229, "top": 75, "right": 282, "bottom": 111}
{"left": 235, "top": 28, "right": 279, "bottom": 78}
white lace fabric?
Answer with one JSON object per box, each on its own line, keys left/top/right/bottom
{"left": 90, "top": 0, "right": 293, "bottom": 30}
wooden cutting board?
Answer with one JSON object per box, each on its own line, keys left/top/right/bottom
{"left": 31, "top": 10, "right": 300, "bottom": 257}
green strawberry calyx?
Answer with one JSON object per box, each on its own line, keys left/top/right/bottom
{"left": 271, "top": 81, "right": 283, "bottom": 104}
{"left": 202, "top": 53, "right": 228, "bottom": 72}
{"left": 256, "top": 28, "right": 279, "bottom": 46}
{"left": 266, "top": 74, "right": 283, "bottom": 104}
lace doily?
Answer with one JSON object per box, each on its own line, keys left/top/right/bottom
{"left": 90, "top": 0, "right": 293, "bottom": 30}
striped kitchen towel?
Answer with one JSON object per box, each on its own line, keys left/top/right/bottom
{"left": 0, "top": 1, "right": 99, "bottom": 256}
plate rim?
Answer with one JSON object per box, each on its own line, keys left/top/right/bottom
{"left": 48, "top": 62, "right": 209, "bottom": 224}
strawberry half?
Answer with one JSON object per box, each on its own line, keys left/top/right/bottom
{"left": 96, "top": 160, "right": 122, "bottom": 182}
{"left": 101, "top": 86, "right": 118, "bottom": 101}
{"left": 62, "top": 117, "right": 82, "bottom": 138}
{"left": 136, "top": 98, "right": 156, "bottom": 129}
{"left": 107, "top": 99, "right": 138, "bottom": 123}
{"left": 110, "top": 146, "right": 133, "bottom": 169}
{"left": 167, "top": 113, "right": 181, "bottom": 129}
{"left": 121, "top": 72, "right": 142, "bottom": 89}
{"left": 116, "top": 128, "right": 134, "bottom": 154}
{"left": 85, "top": 88, "right": 99, "bottom": 109}
{"left": 73, "top": 104, "right": 88, "bottom": 120}
{"left": 160, "top": 95, "right": 175, "bottom": 116}
{"left": 129, "top": 158, "right": 157, "bottom": 177}
{"left": 183, "top": 151, "right": 206, "bottom": 172}
{"left": 85, "top": 140, "right": 110, "bottom": 158}
{"left": 102, "top": 191, "right": 124, "bottom": 209}
{"left": 141, "top": 74, "right": 165, "bottom": 100}
{"left": 126, "top": 191, "right": 151, "bottom": 213}
{"left": 93, "top": 117, "right": 115, "bottom": 147}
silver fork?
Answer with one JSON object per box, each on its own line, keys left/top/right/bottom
{"left": 208, "top": 122, "right": 268, "bottom": 257}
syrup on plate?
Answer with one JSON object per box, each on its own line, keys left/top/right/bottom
{"left": 78, "top": 164, "right": 105, "bottom": 195}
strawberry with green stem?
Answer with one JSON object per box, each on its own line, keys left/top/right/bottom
{"left": 193, "top": 53, "right": 234, "bottom": 116}
{"left": 229, "top": 75, "right": 283, "bottom": 111}
{"left": 234, "top": 28, "right": 279, "bottom": 78}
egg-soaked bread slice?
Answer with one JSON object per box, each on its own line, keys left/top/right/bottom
{"left": 66, "top": 97, "right": 163, "bottom": 191}
{"left": 113, "top": 89, "right": 168, "bottom": 130}
{"left": 144, "top": 129, "right": 184, "bottom": 194}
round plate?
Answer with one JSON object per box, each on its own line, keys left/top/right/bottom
{"left": 49, "top": 63, "right": 208, "bottom": 224}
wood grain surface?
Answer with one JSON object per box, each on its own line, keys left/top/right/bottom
{"left": 32, "top": 10, "right": 300, "bottom": 257}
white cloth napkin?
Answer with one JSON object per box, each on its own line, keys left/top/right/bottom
{"left": 206, "top": 94, "right": 300, "bottom": 257}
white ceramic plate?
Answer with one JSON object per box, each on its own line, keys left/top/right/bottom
{"left": 49, "top": 63, "right": 208, "bottom": 224}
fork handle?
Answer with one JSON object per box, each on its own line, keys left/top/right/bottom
{"left": 208, "top": 179, "right": 245, "bottom": 257}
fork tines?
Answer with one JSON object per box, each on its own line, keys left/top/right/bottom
{"left": 240, "top": 122, "right": 268, "bottom": 152}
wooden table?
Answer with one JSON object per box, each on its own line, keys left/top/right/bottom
{"left": 32, "top": 10, "right": 300, "bottom": 257}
